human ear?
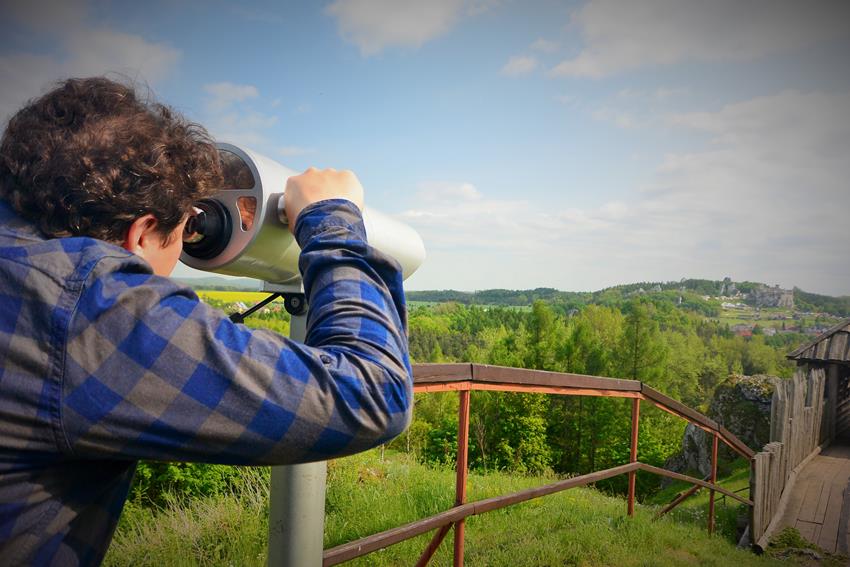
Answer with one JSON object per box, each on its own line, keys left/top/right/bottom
{"left": 122, "top": 214, "right": 160, "bottom": 257}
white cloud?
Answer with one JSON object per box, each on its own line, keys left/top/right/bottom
{"left": 591, "top": 106, "right": 639, "bottom": 129}
{"left": 500, "top": 55, "right": 538, "bottom": 77}
{"left": 0, "top": 0, "right": 180, "bottom": 122}
{"left": 530, "top": 38, "right": 558, "bottom": 53}
{"left": 325, "top": 0, "right": 464, "bottom": 55}
{"left": 203, "top": 82, "right": 260, "bottom": 112}
{"left": 632, "top": 90, "right": 850, "bottom": 293}
{"left": 417, "top": 181, "right": 482, "bottom": 202}
{"left": 204, "top": 109, "right": 279, "bottom": 149}
{"left": 551, "top": 0, "right": 850, "bottom": 78}
{"left": 401, "top": 91, "right": 850, "bottom": 295}
{"left": 618, "top": 87, "right": 687, "bottom": 101}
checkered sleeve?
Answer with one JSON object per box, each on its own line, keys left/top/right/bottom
{"left": 60, "top": 200, "right": 412, "bottom": 465}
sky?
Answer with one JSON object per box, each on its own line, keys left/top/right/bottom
{"left": 1, "top": 0, "right": 849, "bottom": 295}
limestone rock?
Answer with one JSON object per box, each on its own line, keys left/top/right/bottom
{"left": 665, "top": 374, "right": 774, "bottom": 478}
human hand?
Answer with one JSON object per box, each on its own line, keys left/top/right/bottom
{"left": 284, "top": 167, "right": 365, "bottom": 232}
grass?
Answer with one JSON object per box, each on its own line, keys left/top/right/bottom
{"left": 105, "top": 450, "right": 788, "bottom": 566}
{"left": 644, "top": 458, "right": 752, "bottom": 541}
{"left": 765, "top": 527, "right": 849, "bottom": 566}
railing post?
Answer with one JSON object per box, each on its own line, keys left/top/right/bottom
{"left": 709, "top": 432, "right": 719, "bottom": 534}
{"left": 628, "top": 398, "right": 640, "bottom": 516}
{"left": 454, "top": 387, "right": 471, "bottom": 566}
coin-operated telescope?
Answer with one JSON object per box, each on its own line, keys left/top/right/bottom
{"left": 179, "top": 143, "right": 425, "bottom": 567}
{"left": 180, "top": 143, "right": 425, "bottom": 290}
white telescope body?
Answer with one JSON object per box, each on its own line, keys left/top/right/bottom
{"left": 180, "top": 143, "right": 425, "bottom": 283}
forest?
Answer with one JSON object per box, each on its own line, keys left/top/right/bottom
{"left": 405, "top": 279, "right": 850, "bottom": 316}
{"left": 145, "top": 287, "right": 810, "bottom": 505}
{"left": 399, "top": 294, "right": 800, "bottom": 496}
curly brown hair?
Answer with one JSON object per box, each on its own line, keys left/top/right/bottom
{"left": 0, "top": 77, "right": 222, "bottom": 244}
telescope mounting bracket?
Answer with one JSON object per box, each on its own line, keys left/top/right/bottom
{"left": 228, "top": 282, "right": 307, "bottom": 323}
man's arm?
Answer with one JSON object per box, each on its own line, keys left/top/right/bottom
{"left": 59, "top": 199, "right": 412, "bottom": 465}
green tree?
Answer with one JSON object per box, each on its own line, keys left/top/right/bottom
{"left": 616, "top": 301, "right": 667, "bottom": 384}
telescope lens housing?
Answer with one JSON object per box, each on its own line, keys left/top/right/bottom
{"left": 179, "top": 143, "right": 425, "bottom": 283}
{"left": 182, "top": 199, "right": 232, "bottom": 260}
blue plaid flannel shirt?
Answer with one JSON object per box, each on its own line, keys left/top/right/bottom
{"left": 0, "top": 198, "right": 412, "bottom": 566}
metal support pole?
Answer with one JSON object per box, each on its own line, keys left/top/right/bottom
{"left": 454, "top": 388, "right": 471, "bottom": 567}
{"left": 628, "top": 398, "right": 640, "bottom": 517}
{"left": 268, "top": 312, "right": 328, "bottom": 567}
{"left": 709, "top": 432, "right": 719, "bottom": 535}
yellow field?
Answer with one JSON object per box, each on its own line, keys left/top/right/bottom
{"left": 196, "top": 290, "right": 284, "bottom": 304}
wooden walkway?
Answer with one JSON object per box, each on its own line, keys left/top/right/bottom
{"left": 777, "top": 437, "right": 850, "bottom": 553}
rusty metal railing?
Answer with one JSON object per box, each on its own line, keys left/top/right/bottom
{"left": 323, "top": 363, "right": 756, "bottom": 566}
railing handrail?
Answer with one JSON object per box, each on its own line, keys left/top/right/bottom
{"left": 322, "top": 363, "right": 756, "bottom": 566}
{"left": 414, "top": 363, "right": 755, "bottom": 459}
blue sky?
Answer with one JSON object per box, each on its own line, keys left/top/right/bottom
{"left": 1, "top": 0, "right": 849, "bottom": 295}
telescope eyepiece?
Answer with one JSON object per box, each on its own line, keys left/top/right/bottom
{"left": 183, "top": 207, "right": 208, "bottom": 244}
{"left": 182, "top": 199, "right": 232, "bottom": 260}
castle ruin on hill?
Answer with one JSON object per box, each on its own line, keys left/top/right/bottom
{"left": 750, "top": 284, "right": 794, "bottom": 309}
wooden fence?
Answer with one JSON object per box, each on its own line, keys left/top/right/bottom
{"left": 323, "top": 363, "right": 755, "bottom": 566}
{"left": 751, "top": 367, "right": 826, "bottom": 548}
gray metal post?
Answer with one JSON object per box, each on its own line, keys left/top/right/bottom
{"left": 267, "top": 309, "right": 328, "bottom": 566}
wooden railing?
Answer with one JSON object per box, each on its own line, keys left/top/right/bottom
{"left": 323, "top": 363, "right": 756, "bottom": 566}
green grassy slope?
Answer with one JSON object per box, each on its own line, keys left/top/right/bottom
{"left": 105, "top": 450, "right": 790, "bottom": 567}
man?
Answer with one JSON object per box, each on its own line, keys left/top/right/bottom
{"left": 0, "top": 77, "right": 412, "bottom": 565}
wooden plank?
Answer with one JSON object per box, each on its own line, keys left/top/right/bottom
{"left": 816, "top": 482, "right": 845, "bottom": 553}
{"left": 471, "top": 364, "right": 642, "bottom": 392}
{"left": 413, "top": 363, "right": 473, "bottom": 383}
{"left": 628, "top": 399, "right": 640, "bottom": 517}
{"left": 827, "top": 333, "right": 847, "bottom": 361}
{"left": 751, "top": 457, "right": 762, "bottom": 542}
{"left": 814, "top": 473, "right": 834, "bottom": 524}
{"left": 787, "top": 318, "right": 850, "bottom": 360}
{"left": 817, "top": 340, "right": 830, "bottom": 360}
{"left": 414, "top": 382, "right": 471, "bottom": 393}
{"left": 453, "top": 388, "right": 471, "bottom": 567}
{"left": 468, "top": 383, "right": 642, "bottom": 398}
{"left": 838, "top": 477, "right": 850, "bottom": 555}
{"left": 797, "top": 478, "right": 825, "bottom": 523}
{"left": 796, "top": 520, "right": 820, "bottom": 542}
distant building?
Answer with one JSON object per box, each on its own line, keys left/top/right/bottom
{"left": 732, "top": 324, "right": 754, "bottom": 337}
{"left": 750, "top": 284, "right": 794, "bottom": 309}
{"left": 719, "top": 276, "right": 738, "bottom": 297}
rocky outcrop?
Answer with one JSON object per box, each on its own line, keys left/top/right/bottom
{"left": 750, "top": 284, "right": 794, "bottom": 309}
{"left": 665, "top": 374, "right": 774, "bottom": 478}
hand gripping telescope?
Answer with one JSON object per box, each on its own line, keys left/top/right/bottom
{"left": 179, "top": 143, "right": 426, "bottom": 284}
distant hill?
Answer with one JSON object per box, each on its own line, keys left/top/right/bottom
{"left": 177, "top": 275, "right": 850, "bottom": 317}
{"left": 407, "top": 279, "right": 850, "bottom": 317}
{"left": 794, "top": 288, "right": 850, "bottom": 317}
